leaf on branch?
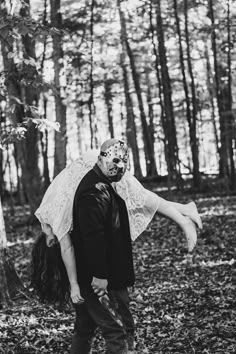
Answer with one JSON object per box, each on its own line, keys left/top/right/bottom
{"left": 11, "top": 28, "right": 21, "bottom": 40}
{"left": 20, "top": 0, "right": 30, "bottom": 8}
{"left": 50, "top": 27, "right": 62, "bottom": 36}
{"left": 0, "top": 27, "right": 9, "bottom": 39}
{"left": 42, "top": 120, "right": 61, "bottom": 132}
{"left": 0, "top": 22, "right": 9, "bottom": 30}
{"left": 28, "top": 118, "right": 61, "bottom": 132}
{"left": 18, "top": 24, "right": 29, "bottom": 36}
{"left": 28, "top": 57, "right": 37, "bottom": 67}
{"left": 10, "top": 104, "right": 16, "bottom": 113}
{"left": 7, "top": 52, "right": 15, "bottom": 59}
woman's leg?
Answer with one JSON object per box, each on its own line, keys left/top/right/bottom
{"left": 157, "top": 198, "right": 198, "bottom": 252}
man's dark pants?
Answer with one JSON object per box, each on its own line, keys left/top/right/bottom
{"left": 70, "top": 287, "right": 134, "bottom": 354}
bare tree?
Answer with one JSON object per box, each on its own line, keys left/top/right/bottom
{"left": 0, "top": 197, "right": 24, "bottom": 308}
{"left": 208, "top": 0, "right": 235, "bottom": 189}
{"left": 118, "top": 0, "right": 157, "bottom": 176}
{"left": 154, "top": 0, "right": 180, "bottom": 182}
{"left": 88, "top": 0, "right": 96, "bottom": 149}
{"left": 1, "top": 0, "right": 43, "bottom": 214}
{"left": 120, "top": 53, "right": 142, "bottom": 178}
{"left": 173, "top": 0, "right": 200, "bottom": 188}
{"left": 226, "top": 0, "right": 235, "bottom": 189}
{"left": 104, "top": 73, "right": 114, "bottom": 139}
{"left": 50, "top": 0, "right": 67, "bottom": 177}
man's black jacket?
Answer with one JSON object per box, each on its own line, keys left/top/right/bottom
{"left": 70, "top": 164, "right": 135, "bottom": 290}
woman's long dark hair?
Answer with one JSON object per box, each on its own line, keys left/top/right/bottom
{"left": 30, "top": 232, "right": 70, "bottom": 304}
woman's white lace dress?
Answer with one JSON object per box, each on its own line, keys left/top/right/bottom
{"left": 35, "top": 151, "right": 160, "bottom": 242}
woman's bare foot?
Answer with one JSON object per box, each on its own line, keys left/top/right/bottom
{"left": 182, "top": 216, "right": 197, "bottom": 252}
{"left": 186, "top": 202, "right": 202, "bottom": 230}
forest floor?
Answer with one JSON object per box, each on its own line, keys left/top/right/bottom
{"left": 0, "top": 192, "right": 236, "bottom": 354}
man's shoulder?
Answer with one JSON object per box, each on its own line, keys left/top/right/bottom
{"left": 94, "top": 182, "right": 110, "bottom": 193}
{"left": 76, "top": 169, "right": 111, "bottom": 196}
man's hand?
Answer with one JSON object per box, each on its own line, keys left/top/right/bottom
{"left": 91, "top": 277, "right": 108, "bottom": 297}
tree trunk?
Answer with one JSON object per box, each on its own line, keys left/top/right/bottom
{"left": 1, "top": 1, "right": 43, "bottom": 215}
{"left": 149, "top": 0, "right": 175, "bottom": 190}
{"left": 208, "top": 0, "right": 230, "bottom": 185}
{"left": 226, "top": 0, "right": 235, "bottom": 190}
{"left": 0, "top": 148, "right": 3, "bottom": 198}
{"left": 145, "top": 67, "right": 156, "bottom": 164}
{"left": 19, "top": 0, "right": 43, "bottom": 213}
{"left": 173, "top": 0, "right": 192, "bottom": 168}
{"left": 40, "top": 96, "right": 51, "bottom": 192}
{"left": 13, "top": 144, "right": 26, "bottom": 205}
{"left": 0, "top": 196, "right": 9, "bottom": 307}
{"left": 0, "top": 197, "right": 24, "bottom": 308}
{"left": 118, "top": 0, "right": 157, "bottom": 176}
{"left": 183, "top": 0, "right": 201, "bottom": 189}
{"left": 104, "top": 76, "right": 114, "bottom": 139}
{"left": 88, "top": 0, "right": 96, "bottom": 149}
{"left": 50, "top": 0, "right": 67, "bottom": 177}
{"left": 121, "top": 59, "right": 142, "bottom": 178}
{"left": 218, "top": 64, "right": 235, "bottom": 189}
{"left": 154, "top": 0, "right": 180, "bottom": 182}
{"left": 118, "top": 7, "right": 142, "bottom": 178}
{"left": 205, "top": 45, "right": 220, "bottom": 156}
{"left": 208, "top": 0, "right": 235, "bottom": 190}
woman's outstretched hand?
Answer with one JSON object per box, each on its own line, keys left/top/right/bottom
{"left": 70, "top": 283, "right": 84, "bottom": 304}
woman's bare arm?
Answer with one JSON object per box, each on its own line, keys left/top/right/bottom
{"left": 59, "top": 234, "right": 84, "bottom": 303}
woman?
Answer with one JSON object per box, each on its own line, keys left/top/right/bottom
{"left": 31, "top": 147, "right": 202, "bottom": 304}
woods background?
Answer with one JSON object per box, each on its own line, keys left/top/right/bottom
{"left": 0, "top": 1, "right": 236, "bottom": 352}
{"left": 0, "top": 0, "right": 236, "bottom": 214}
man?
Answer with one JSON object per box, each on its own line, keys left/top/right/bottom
{"left": 70, "top": 138, "right": 135, "bottom": 354}
{"left": 32, "top": 138, "right": 200, "bottom": 352}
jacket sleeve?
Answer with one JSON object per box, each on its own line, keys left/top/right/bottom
{"left": 77, "top": 183, "right": 111, "bottom": 279}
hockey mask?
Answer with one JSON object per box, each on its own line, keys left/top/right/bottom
{"left": 98, "top": 140, "right": 129, "bottom": 182}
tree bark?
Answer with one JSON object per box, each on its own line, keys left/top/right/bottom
{"left": 208, "top": 0, "right": 230, "bottom": 186}
{"left": 104, "top": 75, "right": 114, "bottom": 138}
{"left": 118, "top": 0, "right": 157, "bottom": 176}
{"left": 226, "top": 0, "right": 235, "bottom": 190}
{"left": 50, "top": 0, "right": 67, "bottom": 177}
{"left": 118, "top": 3, "right": 142, "bottom": 178}
{"left": 154, "top": 0, "right": 180, "bottom": 182}
{"left": 205, "top": 45, "right": 220, "bottom": 155}
{"left": 0, "top": 145, "right": 3, "bottom": 198}
{"left": 121, "top": 59, "right": 142, "bottom": 178}
{"left": 19, "top": 0, "right": 43, "bottom": 213}
{"left": 149, "top": 0, "right": 175, "bottom": 189}
{"left": 183, "top": 0, "right": 200, "bottom": 189}
{"left": 0, "top": 197, "right": 24, "bottom": 308}
{"left": 40, "top": 96, "right": 51, "bottom": 192}
{"left": 145, "top": 67, "right": 156, "bottom": 162}
{"left": 0, "top": 196, "right": 10, "bottom": 307}
{"left": 88, "top": 0, "right": 96, "bottom": 149}
{"left": 1, "top": 1, "right": 43, "bottom": 215}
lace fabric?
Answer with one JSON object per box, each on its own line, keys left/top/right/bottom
{"left": 35, "top": 151, "right": 160, "bottom": 242}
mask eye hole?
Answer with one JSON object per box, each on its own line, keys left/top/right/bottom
{"left": 113, "top": 158, "right": 120, "bottom": 164}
